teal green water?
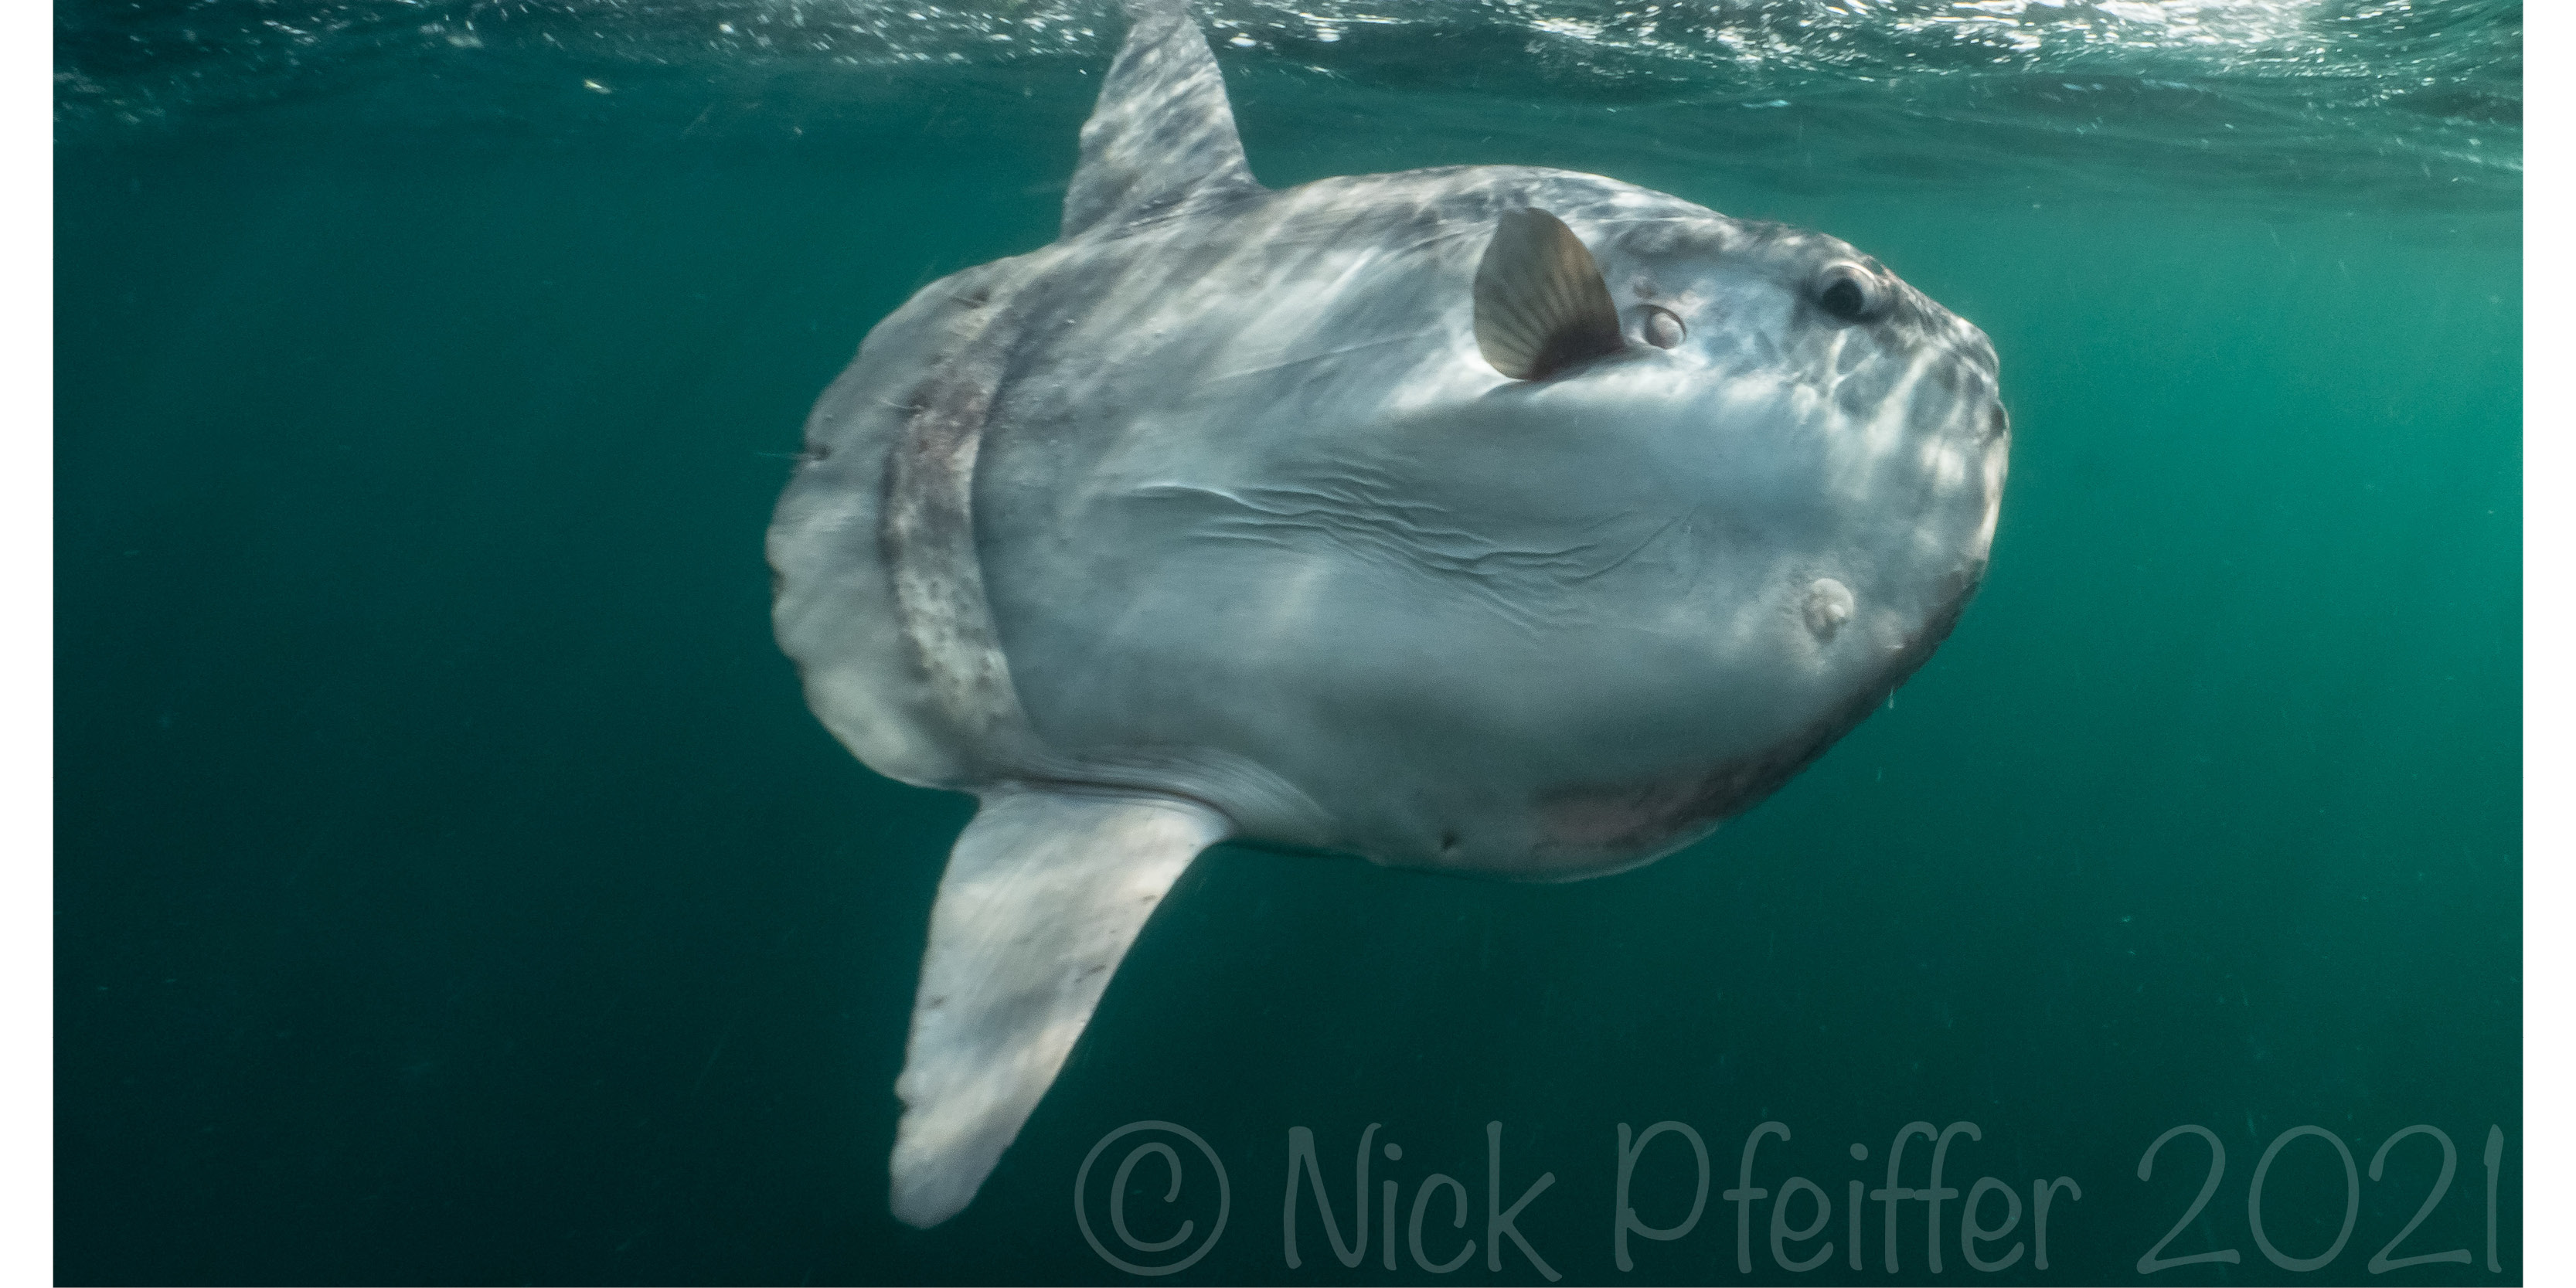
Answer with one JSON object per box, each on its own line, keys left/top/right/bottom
{"left": 57, "top": 3, "right": 2518, "bottom": 1283}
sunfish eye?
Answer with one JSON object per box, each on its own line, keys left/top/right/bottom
{"left": 1638, "top": 304, "right": 1686, "bottom": 349}
{"left": 1815, "top": 263, "right": 1884, "bottom": 323}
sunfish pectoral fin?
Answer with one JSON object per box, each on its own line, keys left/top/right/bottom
{"left": 1473, "top": 208, "right": 1628, "bottom": 381}
{"left": 1060, "top": 0, "right": 1262, "bottom": 240}
{"left": 888, "top": 785, "right": 1232, "bottom": 1228}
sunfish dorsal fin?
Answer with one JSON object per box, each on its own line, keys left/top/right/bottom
{"left": 888, "top": 787, "right": 1231, "bottom": 1228}
{"left": 1060, "top": 0, "right": 1261, "bottom": 239}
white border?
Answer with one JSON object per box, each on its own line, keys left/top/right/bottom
{"left": 12, "top": 0, "right": 54, "bottom": 1279}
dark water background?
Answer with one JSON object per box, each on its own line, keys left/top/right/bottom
{"left": 56, "top": 2, "right": 2520, "bottom": 1283}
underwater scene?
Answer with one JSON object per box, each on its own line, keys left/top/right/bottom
{"left": 56, "top": 0, "right": 2519, "bottom": 1283}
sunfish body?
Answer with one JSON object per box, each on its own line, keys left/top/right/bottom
{"left": 767, "top": 0, "right": 2007, "bottom": 1229}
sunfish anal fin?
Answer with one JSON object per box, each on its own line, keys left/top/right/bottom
{"left": 1060, "top": 0, "right": 1261, "bottom": 240}
{"left": 888, "top": 786, "right": 1232, "bottom": 1228}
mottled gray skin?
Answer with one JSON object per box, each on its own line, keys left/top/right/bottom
{"left": 767, "top": 0, "right": 2007, "bottom": 1227}
{"left": 776, "top": 165, "right": 2005, "bottom": 877}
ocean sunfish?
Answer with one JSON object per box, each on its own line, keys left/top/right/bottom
{"left": 767, "top": 0, "right": 2008, "bottom": 1229}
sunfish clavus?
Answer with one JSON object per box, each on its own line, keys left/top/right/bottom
{"left": 766, "top": 0, "right": 2009, "bottom": 1229}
